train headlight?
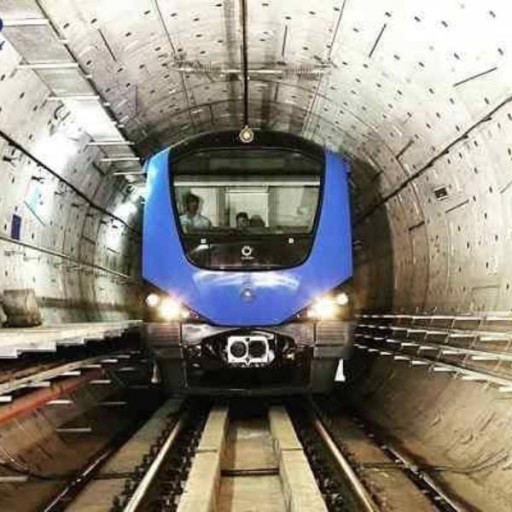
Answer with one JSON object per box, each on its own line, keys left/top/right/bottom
{"left": 335, "top": 292, "right": 349, "bottom": 306}
{"left": 158, "top": 298, "right": 190, "bottom": 321}
{"left": 145, "top": 293, "right": 161, "bottom": 308}
{"left": 307, "top": 297, "right": 339, "bottom": 320}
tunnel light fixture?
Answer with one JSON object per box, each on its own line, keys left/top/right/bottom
{"left": 471, "top": 355, "right": 500, "bottom": 361}
{"left": 175, "top": 67, "right": 329, "bottom": 76}
{"left": 113, "top": 171, "right": 146, "bottom": 176}
{"left": 18, "top": 62, "right": 80, "bottom": 70}
{"left": 222, "top": 68, "right": 287, "bottom": 75}
{"left": 47, "top": 399, "right": 73, "bottom": 405}
{"left": 100, "top": 157, "right": 141, "bottom": 162}
{"left": 48, "top": 94, "right": 100, "bottom": 101}
{"left": 480, "top": 335, "right": 508, "bottom": 342}
{"left": 461, "top": 375, "right": 486, "bottom": 382}
{"left": 0, "top": 476, "right": 29, "bottom": 483}
{"left": 56, "top": 427, "right": 93, "bottom": 434}
{"left": 87, "top": 140, "right": 134, "bottom": 146}
{"left": 3, "top": 18, "right": 50, "bottom": 27}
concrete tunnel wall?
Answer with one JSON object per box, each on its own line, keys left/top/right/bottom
{"left": 1, "top": 1, "right": 512, "bottom": 509}
{"left": 0, "top": 31, "right": 143, "bottom": 323}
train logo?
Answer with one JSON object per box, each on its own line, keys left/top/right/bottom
{"left": 241, "top": 245, "right": 254, "bottom": 258}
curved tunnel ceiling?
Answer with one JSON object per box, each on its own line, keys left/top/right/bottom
{"left": 1, "top": 0, "right": 511, "bottom": 318}
{"left": 6, "top": 1, "right": 509, "bottom": 157}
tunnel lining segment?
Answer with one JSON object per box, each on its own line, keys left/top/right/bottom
{"left": 356, "top": 93, "right": 512, "bottom": 224}
{"left": 0, "top": 128, "right": 140, "bottom": 236}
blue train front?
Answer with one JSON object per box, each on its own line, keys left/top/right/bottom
{"left": 142, "top": 130, "right": 353, "bottom": 395}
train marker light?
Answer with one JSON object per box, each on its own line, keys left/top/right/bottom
{"left": 335, "top": 292, "right": 349, "bottom": 306}
{"left": 158, "top": 298, "right": 182, "bottom": 320}
{"left": 145, "top": 293, "right": 160, "bottom": 308}
{"left": 308, "top": 297, "right": 338, "bottom": 320}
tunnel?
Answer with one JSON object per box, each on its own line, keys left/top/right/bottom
{"left": 0, "top": 1, "right": 510, "bottom": 510}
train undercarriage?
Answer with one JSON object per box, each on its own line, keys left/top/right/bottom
{"left": 144, "top": 320, "right": 353, "bottom": 395}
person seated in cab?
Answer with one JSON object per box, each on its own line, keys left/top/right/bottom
{"left": 236, "top": 211, "right": 249, "bottom": 228}
{"left": 249, "top": 215, "right": 265, "bottom": 228}
{"left": 180, "top": 193, "right": 212, "bottom": 232}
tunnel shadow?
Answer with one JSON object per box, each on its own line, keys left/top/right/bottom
{"left": 336, "top": 156, "right": 395, "bottom": 402}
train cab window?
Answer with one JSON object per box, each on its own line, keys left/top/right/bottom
{"left": 172, "top": 148, "right": 323, "bottom": 270}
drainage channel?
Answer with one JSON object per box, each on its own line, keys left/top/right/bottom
{"left": 121, "top": 398, "right": 329, "bottom": 512}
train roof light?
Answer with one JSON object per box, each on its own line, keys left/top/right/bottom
{"left": 145, "top": 293, "right": 160, "bottom": 308}
{"left": 239, "top": 125, "right": 254, "bottom": 143}
{"left": 335, "top": 292, "right": 349, "bottom": 306}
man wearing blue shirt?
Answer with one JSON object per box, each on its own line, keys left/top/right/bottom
{"left": 180, "top": 193, "right": 212, "bottom": 231}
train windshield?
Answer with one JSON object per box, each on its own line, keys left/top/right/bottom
{"left": 172, "top": 148, "right": 323, "bottom": 270}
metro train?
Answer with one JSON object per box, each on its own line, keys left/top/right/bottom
{"left": 142, "top": 130, "right": 353, "bottom": 395}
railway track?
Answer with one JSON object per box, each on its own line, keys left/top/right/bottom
{"left": 54, "top": 396, "right": 461, "bottom": 512}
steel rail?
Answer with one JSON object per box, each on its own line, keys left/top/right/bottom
{"left": 42, "top": 445, "right": 116, "bottom": 511}
{"left": 386, "top": 446, "right": 465, "bottom": 512}
{"left": 123, "top": 417, "right": 184, "bottom": 512}
{"left": 310, "top": 406, "right": 380, "bottom": 512}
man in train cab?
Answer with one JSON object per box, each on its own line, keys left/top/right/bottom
{"left": 249, "top": 214, "right": 265, "bottom": 228}
{"left": 180, "top": 192, "right": 212, "bottom": 231}
{"left": 236, "top": 211, "right": 249, "bottom": 228}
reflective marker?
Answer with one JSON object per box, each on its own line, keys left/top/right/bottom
{"left": 334, "top": 360, "right": 345, "bottom": 382}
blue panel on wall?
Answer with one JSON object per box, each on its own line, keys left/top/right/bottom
{"left": 11, "top": 214, "right": 21, "bottom": 240}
